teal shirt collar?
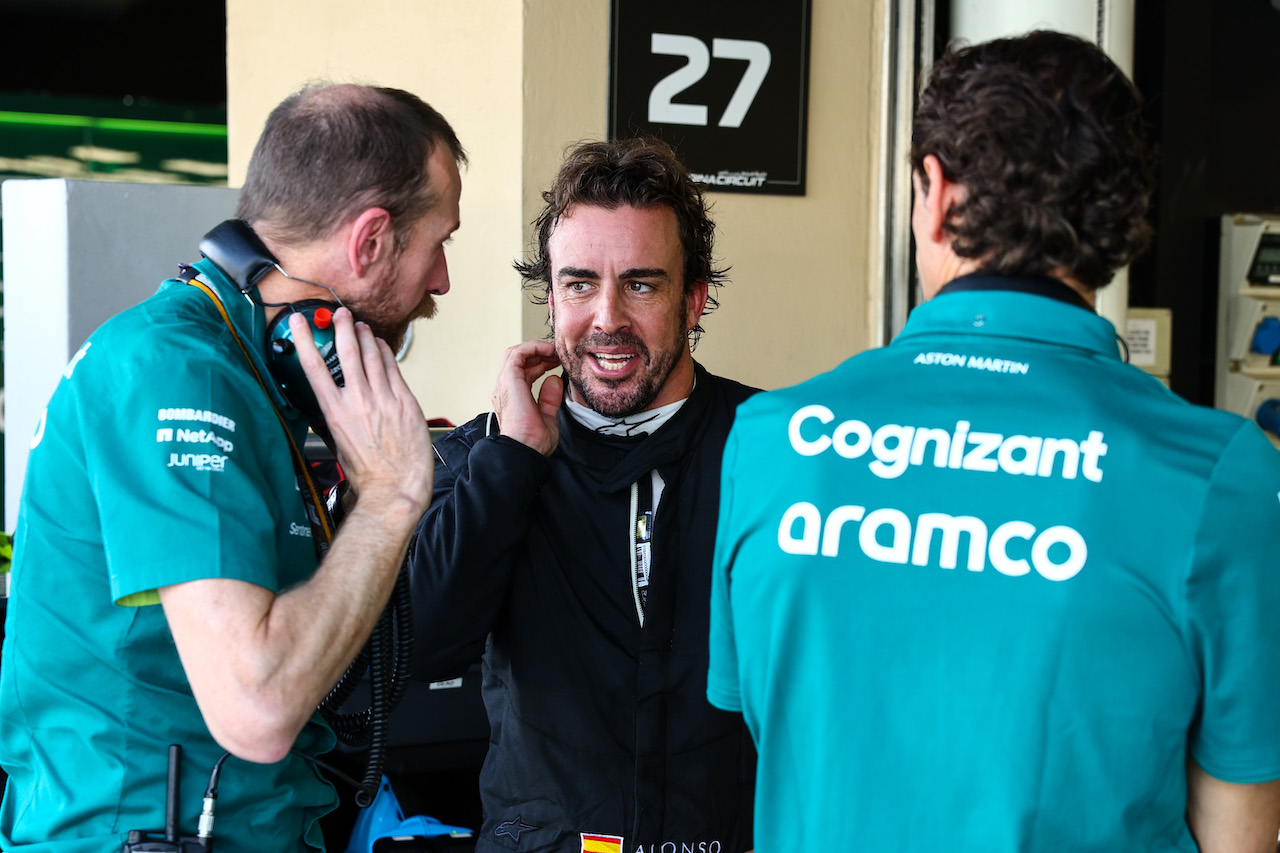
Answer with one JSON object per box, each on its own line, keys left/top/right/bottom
{"left": 894, "top": 273, "right": 1121, "bottom": 361}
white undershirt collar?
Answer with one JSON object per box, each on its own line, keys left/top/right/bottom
{"left": 565, "top": 395, "right": 689, "bottom": 437}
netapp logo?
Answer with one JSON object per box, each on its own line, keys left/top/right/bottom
{"left": 156, "top": 427, "right": 234, "bottom": 453}
{"left": 778, "top": 502, "right": 1087, "bottom": 581}
{"left": 788, "top": 405, "right": 1107, "bottom": 482}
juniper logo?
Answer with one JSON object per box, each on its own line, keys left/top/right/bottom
{"left": 166, "top": 453, "right": 228, "bottom": 472}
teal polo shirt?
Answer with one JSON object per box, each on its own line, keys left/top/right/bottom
{"left": 709, "top": 276, "right": 1280, "bottom": 852}
{"left": 0, "top": 259, "right": 338, "bottom": 853}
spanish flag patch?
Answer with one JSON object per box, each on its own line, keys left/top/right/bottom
{"left": 580, "top": 832, "right": 624, "bottom": 853}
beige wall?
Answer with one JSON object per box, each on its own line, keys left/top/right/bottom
{"left": 226, "top": 0, "right": 885, "bottom": 423}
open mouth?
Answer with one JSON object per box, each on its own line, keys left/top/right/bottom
{"left": 592, "top": 353, "right": 636, "bottom": 372}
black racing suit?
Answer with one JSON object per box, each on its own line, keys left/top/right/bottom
{"left": 407, "top": 362, "right": 758, "bottom": 853}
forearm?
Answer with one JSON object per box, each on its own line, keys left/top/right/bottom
{"left": 258, "top": 496, "right": 422, "bottom": 712}
{"left": 1187, "top": 758, "right": 1280, "bottom": 853}
{"left": 162, "top": 492, "right": 422, "bottom": 762}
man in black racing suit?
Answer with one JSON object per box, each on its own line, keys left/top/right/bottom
{"left": 407, "top": 137, "right": 758, "bottom": 853}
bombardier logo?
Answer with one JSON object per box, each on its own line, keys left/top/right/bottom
{"left": 157, "top": 407, "right": 236, "bottom": 432}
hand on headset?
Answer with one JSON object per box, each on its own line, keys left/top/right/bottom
{"left": 288, "top": 307, "right": 434, "bottom": 516}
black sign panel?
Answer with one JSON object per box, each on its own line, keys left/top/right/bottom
{"left": 609, "top": 0, "right": 811, "bottom": 196}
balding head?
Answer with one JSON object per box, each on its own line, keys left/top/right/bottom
{"left": 236, "top": 82, "right": 465, "bottom": 253}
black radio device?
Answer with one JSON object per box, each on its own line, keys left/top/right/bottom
{"left": 123, "top": 745, "right": 211, "bottom": 853}
{"left": 197, "top": 219, "right": 343, "bottom": 417}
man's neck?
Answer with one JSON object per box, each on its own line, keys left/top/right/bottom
{"left": 566, "top": 378, "right": 696, "bottom": 438}
{"left": 930, "top": 264, "right": 1096, "bottom": 309}
{"left": 254, "top": 267, "right": 342, "bottom": 325}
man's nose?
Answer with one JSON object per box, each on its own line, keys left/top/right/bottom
{"left": 429, "top": 251, "right": 451, "bottom": 296}
{"left": 594, "top": 283, "right": 628, "bottom": 331}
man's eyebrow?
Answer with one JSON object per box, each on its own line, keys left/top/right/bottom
{"left": 554, "top": 266, "right": 671, "bottom": 281}
{"left": 555, "top": 266, "right": 599, "bottom": 280}
{"left": 619, "top": 268, "right": 669, "bottom": 280}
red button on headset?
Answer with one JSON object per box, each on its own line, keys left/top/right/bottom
{"left": 313, "top": 307, "right": 333, "bottom": 329}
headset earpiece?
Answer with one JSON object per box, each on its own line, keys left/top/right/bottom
{"left": 265, "top": 300, "right": 345, "bottom": 418}
{"left": 198, "top": 219, "right": 348, "bottom": 417}
{"left": 199, "top": 219, "right": 277, "bottom": 293}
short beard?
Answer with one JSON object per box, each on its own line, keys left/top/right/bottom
{"left": 357, "top": 277, "right": 437, "bottom": 355}
{"left": 555, "top": 320, "right": 687, "bottom": 418}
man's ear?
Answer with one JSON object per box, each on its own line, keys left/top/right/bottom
{"left": 685, "top": 280, "right": 710, "bottom": 332}
{"left": 346, "top": 208, "right": 395, "bottom": 277}
{"left": 916, "top": 154, "right": 961, "bottom": 246}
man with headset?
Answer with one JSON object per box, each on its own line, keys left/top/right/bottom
{"left": 407, "top": 138, "right": 758, "bottom": 852}
{"left": 708, "top": 31, "right": 1280, "bottom": 851}
{"left": 0, "top": 83, "right": 463, "bottom": 852}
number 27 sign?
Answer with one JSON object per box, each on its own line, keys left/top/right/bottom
{"left": 609, "top": 0, "right": 812, "bottom": 196}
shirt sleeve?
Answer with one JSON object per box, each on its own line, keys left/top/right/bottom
{"left": 407, "top": 427, "right": 552, "bottom": 682}
{"left": 78, "top": 336, "right": 299, "bottom": 604}
{"left": 707, "top": 422, "right": 743, "bottom": 711}
{"left": 1185, "top": 421, "right": 1280, "bottom": 783}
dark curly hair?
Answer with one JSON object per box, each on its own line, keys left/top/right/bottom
{"left": 910, "top": 30, "right": 1154, "bottom": 290}
{"left": 514, "top": 137, "right": 727, "bottom": 345}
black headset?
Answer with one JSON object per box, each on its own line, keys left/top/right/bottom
{"left": 198, "top": 219, "right": 344, "bottom": 416}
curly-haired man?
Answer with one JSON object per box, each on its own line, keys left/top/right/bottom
{"left": 708, "top": 30, "right": 1280, "bottom": 852}
{"left": 408, "top": 137, "right": 758, "bottom": 852}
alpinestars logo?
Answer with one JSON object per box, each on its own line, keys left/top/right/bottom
{"left": 494, "top": 817, "right": 539, "bottom": 842}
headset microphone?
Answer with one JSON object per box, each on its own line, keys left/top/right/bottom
{"left": 197, "top": 219, "right": 343, "bottom": 417}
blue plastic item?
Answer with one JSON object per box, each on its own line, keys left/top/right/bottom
{"left": 1251, "top": 316, "right": 1280, "bottom": 356}
{"left": 1256, "top": 398, "right": 1280, "bottom": 436}
{"left": 342, "top": 775, "right": 474, "bottom": 853}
